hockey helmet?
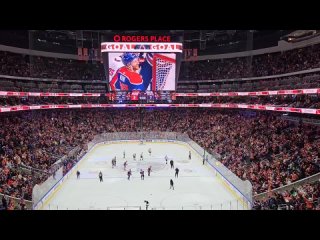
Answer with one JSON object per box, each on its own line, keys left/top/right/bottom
{"left": 121, "top": 52, "right": 139, "bottom": 66}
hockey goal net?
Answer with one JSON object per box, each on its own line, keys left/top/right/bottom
{"left": 152, "top": 54, "right": 175, "bottom": 91}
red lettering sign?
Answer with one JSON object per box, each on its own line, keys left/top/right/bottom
{"left": 114, "top": 35, "right": 171, "bottom": 42}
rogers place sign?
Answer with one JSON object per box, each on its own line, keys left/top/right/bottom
{"left": 113, "top": 35, "right": 171, "bottom": 42}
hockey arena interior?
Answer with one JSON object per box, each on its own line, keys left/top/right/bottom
{"left": 0, "top": 30, "right": 320, "bottom": 210}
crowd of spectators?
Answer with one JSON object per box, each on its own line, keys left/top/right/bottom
{"left": 173, "top": 95, "right": 320, "bottom": 109}
{"left": 180, "top": 44, "right": 320, "bottom": 80}
{"left": 1, "top": 108, "right": 319, "bottom": 210}
{"left": 0, "top": 109, "right": 116, "bottom": 206}
{"left": 172, "top": 110, "right": 320, "bottom": 195}
{"left": 2, "top": 44, "right": 320, "bottom": 83}
{"left": 0, "top": 51, "right": 105, "bottom": 80}
{"left": 2, "top": 44, "right": 320, "bottom": 94}
{"left": 253, "top": 181, "right": 320, "bottom": 210}
{"left": 2, "top": 42, "right": 320, "bottom": 210}
{"left": 178, "top": 73, "right": 320, "bottom": 93}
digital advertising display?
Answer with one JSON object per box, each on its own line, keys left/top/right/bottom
{"left": 101, "top": 41, "right": 183, "bottom": 92}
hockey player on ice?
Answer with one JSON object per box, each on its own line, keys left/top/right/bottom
{"left": 144, "top": 200, "right": 149, "bottom": 210}
{"left": 165, "top": 155, "right": 168, "bottom": 164}
{"left": 140, "top": 152, "right": 143, "bottom": 161}
{"left": 170, "top": 179, "right": 174, "bottom": 190}
{"left": 112, "top": 157, "right": 117, "bottom": 168}
{"left": 175, "top": 168, "right": 179, "bottom": 178}
{"left": 148, "top": 148, "right": 151, "bottom": 156}
{"left": 124, "top": 161, "right": 128, "bottom": 171}
{"left": 140, "top": 169, "right": 144, "bottom": 180}
{"left": 99, "top": 171, "right": 103, "bottom": 182}
{"left": 147, "top": 166, "right": 152, "bottom": 176}
{"left": 189, "top": 151, "right": 191, "bottom": 160}
{"left": 170, "top": 160, "right": 174, "bottom": 169}
{"left": 127, "top": 169, "right": 132, "bottom": 180}
{"left": 133, "top": 153, "right": 136, "bottom": 161}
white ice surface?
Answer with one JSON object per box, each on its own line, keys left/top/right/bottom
{"left": 41, "top": 142, "right": 246, "bottom": 210}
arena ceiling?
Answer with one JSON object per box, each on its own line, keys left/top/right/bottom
{"left": 0, "top": 30, "right": 296, "bottom": 55}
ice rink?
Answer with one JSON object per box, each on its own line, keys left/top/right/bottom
{"left": 41, "top": 141, "right": 247, "bottom": 210}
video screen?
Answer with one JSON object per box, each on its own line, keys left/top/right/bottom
{"left": 101, "top": 42, "right": 183, "bottom": 92}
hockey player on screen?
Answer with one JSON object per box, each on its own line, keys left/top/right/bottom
{"left": 138, "top": 52, "right": 153, "bottom": 90}
{"left": 110, "top": 53, "right": 144, "bottom": 91}
{"left": 110, "top": 52, "right": 153, "bottom": 91}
